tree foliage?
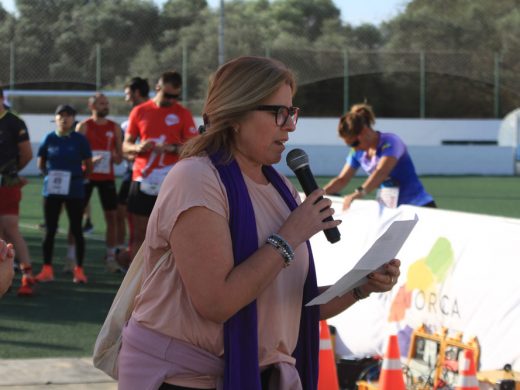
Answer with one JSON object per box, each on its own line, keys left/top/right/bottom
{"left": 2, "top": 0, "right": 520, "bottom": 117}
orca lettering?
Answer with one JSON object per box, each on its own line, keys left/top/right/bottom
{"left": 413, "top": 290, "right": 461, "bottom": 318}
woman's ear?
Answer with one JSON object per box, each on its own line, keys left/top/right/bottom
{"left": 230, "top": 120, "right": 240, "bottom": 133}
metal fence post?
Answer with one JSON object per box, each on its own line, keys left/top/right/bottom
{"left": 420, "top": 51, "right": 425, "bottom": 118}
{"left": 96, "top": 43, "right": 101, "bottom": 90}
{"left": 182, "top": 42, "right": 188, "bottom": 103}
{"left": 494, "top": 52, "right": 500, "bottom": 118}
{"left": 218, "top": 0, "right": 225, "bottom": 65}
{"left": 343, "top": 49, "right": 349, "bottom": 113}
{"left": 9, "top": 41, "right": 15, "bottom": 90}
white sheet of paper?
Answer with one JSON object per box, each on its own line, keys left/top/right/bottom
{"left": 306, "top": 214, "right": 419, "bottom": 306}
{"left": 47, "top": 170, "right": 71, "bottom": 196}
{"left": 92, "top": 150, "right": 111, "bottom": 174}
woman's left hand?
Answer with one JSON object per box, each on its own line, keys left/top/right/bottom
{"left": 361, "top": 259, "right": 401, "bottom": 295}
{"left": 0, "top": 240, "right": 15, "bottom": 297}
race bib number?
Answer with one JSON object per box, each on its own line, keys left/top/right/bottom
{"left": 47, "top": 170, "right": 71, "bottom": 195}
{"left": 92, "top": 150, "right": 111, "bottom": 174}
{"left": 377, "top": 186, "right": 399, "bottom": 209}
{"left": 140, "top": 165, "right": 173, "bottom": 196}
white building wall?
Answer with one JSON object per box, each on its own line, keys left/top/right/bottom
{"left": 20, "top": 115, "right": 515, "bottom": 176}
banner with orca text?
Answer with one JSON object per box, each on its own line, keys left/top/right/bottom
{"left": 310, "top": 197, "right": 520, "bottom": 371}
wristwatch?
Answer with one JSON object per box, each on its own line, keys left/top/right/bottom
{"left": 355, "top": 186, "right": 366, "bottom": 196}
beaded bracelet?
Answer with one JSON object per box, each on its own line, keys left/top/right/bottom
{"left": 266, "top": 233, "right": 295, "bottom": 268}
{"left": 352, "top": 287, "right": 369, "bottom": 301}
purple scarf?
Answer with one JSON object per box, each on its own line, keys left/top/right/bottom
{"left": 210, "top": 154, "right": 319, "bottom": 390}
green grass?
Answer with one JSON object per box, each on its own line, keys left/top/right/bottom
{"left": 305, "top": 176, "right": 520, "bottom": 219}
{"left": 0, "top": 177, "right": 122, "bottom": 359}
{"left": 0, "top": 175, "right": 519, "bottom": 359}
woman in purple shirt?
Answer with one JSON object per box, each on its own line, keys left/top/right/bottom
{"left": 324, "top": 103, "right": 436, "bottom": 209}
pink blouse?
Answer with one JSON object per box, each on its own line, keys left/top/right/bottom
{"left": 132, "top": 156, "right": 309, "bottom": 388}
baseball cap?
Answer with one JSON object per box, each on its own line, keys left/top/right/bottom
{"left": 55, "top": 104, "right": 77, "bottom": 116}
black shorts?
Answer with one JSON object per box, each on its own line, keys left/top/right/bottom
{"left": 422, "top": 200, "right": 437, "bottom": 208}
{"left": 127, "top": 181, "right": 157, "bottom": 216}
{"left": 117, "top": 179, "right": 131, "bottom": 205}
{"left": 84, "top": 180, "right": 118, "bottom": 211}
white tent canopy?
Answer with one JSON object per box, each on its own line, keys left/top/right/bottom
{"left": 498, "top": 108, "right": 520, "bottom": 148}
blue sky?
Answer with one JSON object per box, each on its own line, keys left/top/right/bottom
{"left": 0, "top": 0, "right": 410, "bottom": 26}
{"left": 205, "top": 0, "right": 411, "bottom": 25}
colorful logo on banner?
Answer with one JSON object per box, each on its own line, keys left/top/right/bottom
{"left": 388, "top": 237, "right": 459, "bottom": 355}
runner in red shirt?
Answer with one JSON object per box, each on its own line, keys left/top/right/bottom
{"left": 0, "top": 88, "right": 35, "bottom": 296}
{"left": 123, "top": 71, "right": 197, "bottom": 262}
{"left": 76, "top": 93, "right": 123, "bottom": 272}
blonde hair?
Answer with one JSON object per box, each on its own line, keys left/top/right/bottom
{"left": 181, "top": 56, "right": 296, "bottom": 162}
{"left": 337, "top": 103, "right": 376, "bottom": 139}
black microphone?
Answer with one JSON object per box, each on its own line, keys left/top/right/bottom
{"left": 286, "top": 148, "right": 341, "bottom": 243}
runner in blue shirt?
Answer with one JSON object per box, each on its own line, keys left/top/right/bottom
{"left": 324, "top": 103, "right": 436, "bottom": 210}
{"left": 35, "top": 104, "right": 93, "bottom": 284}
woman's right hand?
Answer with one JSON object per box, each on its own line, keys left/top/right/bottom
{"left": 278, "top": 188, "right": 341, "bottom": 249}
{"left": 136, "top": 140, "right": 155, "bottom": 154}
{"left": 92, "top": 154, "right": 104, "bottom": 166}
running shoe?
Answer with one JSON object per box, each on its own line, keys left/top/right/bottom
{"left": 115, "top": 247, "right": 131, "bottom": 270}
{"left": 105, "top": 255, "right": 121, "bottom": 273}
{"left": 83, "top": 219, "right": 94, "bottom": 234}
{"left": 17, "top": 274, "right": 35, "bottom": 296}
{"left": 73, "top": 266, "right": 88, "bottom": 284}
{"left": 13, "top": 257, "right": 20, "bottom": 273}
{"left": 35, "top": 265, "right": 54, "bottom": 282}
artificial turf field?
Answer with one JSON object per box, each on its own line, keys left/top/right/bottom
{"left": 0, "top": 175, "right": 519, "bottom": 359}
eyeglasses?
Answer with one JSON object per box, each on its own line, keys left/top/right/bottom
{"left": 162, "top": 91, "right": 180, "bottom": 100}
{"left": 254, "top": 105, "right": 299, "bottom": 127}
{"left": 347, "top": 138, "right": 360, "bottom": 148}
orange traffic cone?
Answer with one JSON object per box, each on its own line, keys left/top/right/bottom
{"left": 378, "top": 335, "right": 406, "bottom": 390}
{"left": 455, "top": 349, "right": 479, "bottom": 390}
{"left": 317, "top": 320, "right": 339, "bottom": 390}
